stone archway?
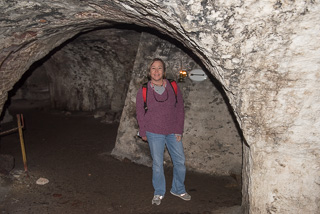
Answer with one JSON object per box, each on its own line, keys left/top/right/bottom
{"left": 1, "top": 1, "right": 320, "bottom": 213}
{"left": 111, "top": 29, "right": 243, "bottom": 177}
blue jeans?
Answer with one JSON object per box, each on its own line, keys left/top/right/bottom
{"left": 146, "top": 131, "right": 186, "bottom": 196}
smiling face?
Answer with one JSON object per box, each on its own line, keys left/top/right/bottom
{"left": 149, "top": 60, "right": 165, "bottom": 83}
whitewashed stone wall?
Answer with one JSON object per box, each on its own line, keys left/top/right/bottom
{"left": 1, "top": 1, "right": 319, "bottom": 213}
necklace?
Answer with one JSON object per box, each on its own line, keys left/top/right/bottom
{"left": 153, "top": 87, "right": 169, "bottom": 102}
{"left": 151, "top": 80, "right": 168, "bottom": 102}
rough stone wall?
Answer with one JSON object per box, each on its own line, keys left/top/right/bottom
{"left": 183, "top": 80, "right": 242, "bottom": 175}
{"left": 1, "top": 1, "right": 320, "bottom": 213}
{"left": 112, "top": 32, "right": 242, "bottom": 175}
{"left": 42, "top": 29, "right": 140, "bottom": 111}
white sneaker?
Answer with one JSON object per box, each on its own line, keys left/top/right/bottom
{"left": 152, "top": 195, "right": 164, "bottom": 205}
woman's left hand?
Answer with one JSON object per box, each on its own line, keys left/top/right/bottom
{"left": 175, "top": 134, "right": 182, "bottom": 142}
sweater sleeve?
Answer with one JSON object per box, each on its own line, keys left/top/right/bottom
{"left": 136, "top": 87, "right": 147, "bottom": 137}
{"left": 175, "top": 84, "right": 185, "bottom": 135}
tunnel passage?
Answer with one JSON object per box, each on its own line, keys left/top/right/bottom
{"left": 3, "top": 25, "right": 243, "bottom": 177}
{"left": 1, "top": 1, "right": 320, "bottom": 213}
{"left": 6, "top": 27, "right": 141, "bottom": 114}
{"left": 1, "top": 24, "right": 243, "bottom": 212}
{"left": 0, "top": 1, "right": 248, "bottom": 210}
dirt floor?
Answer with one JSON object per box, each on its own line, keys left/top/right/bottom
{"left": 0, "top": 100, "right": 241, "bottom": 214}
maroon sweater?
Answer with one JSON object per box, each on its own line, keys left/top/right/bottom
{"left": 136, "top": 79, "right": 185, "bottom": 138}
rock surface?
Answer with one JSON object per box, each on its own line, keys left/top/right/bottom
{"left": 1, "top": 1, "right": 320, "bottom": 213}
{"left": 0, "top": 155, "right": 14, "bottom": 175}
{"left": 112, "top": 32, "right": 242, "bottom": 176}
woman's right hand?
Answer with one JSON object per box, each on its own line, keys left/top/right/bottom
{"left": 142, "top": 136, "right": 147, "bottom": 141}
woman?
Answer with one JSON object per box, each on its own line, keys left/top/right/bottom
{"left": 136, "top": 58, "right": 191, "bottom": 205}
